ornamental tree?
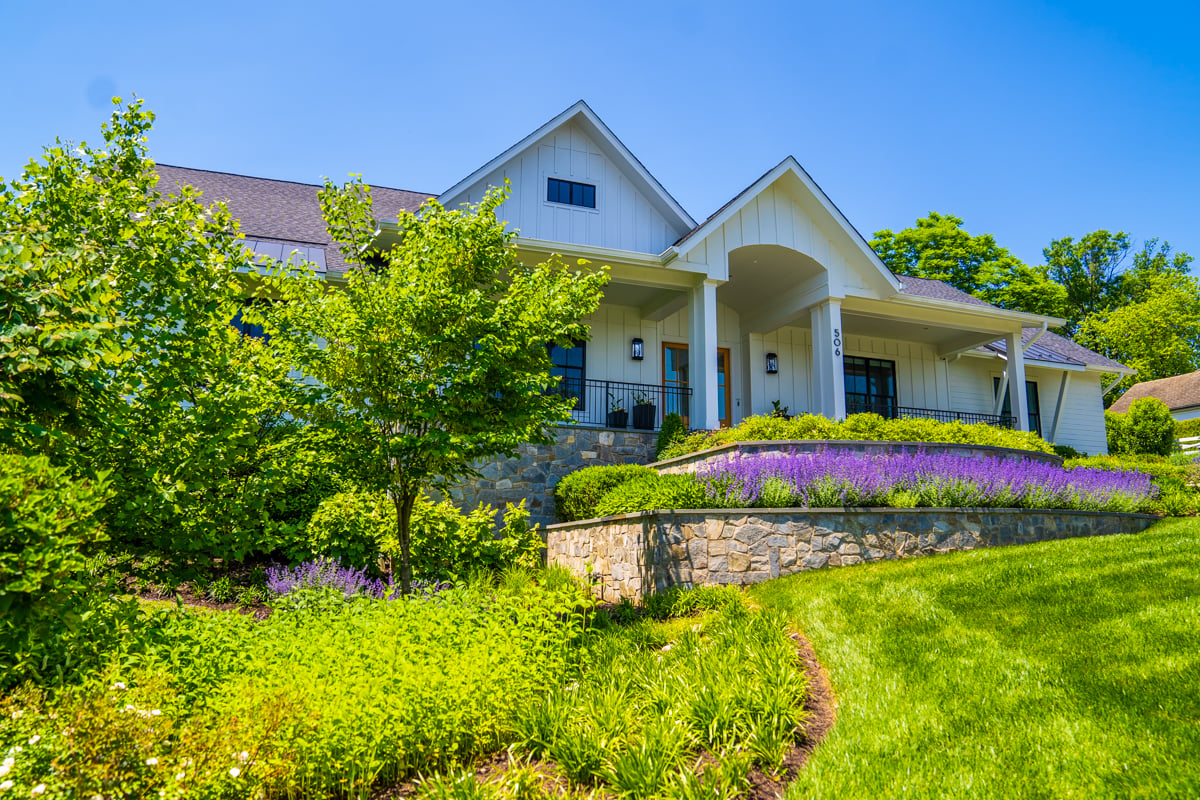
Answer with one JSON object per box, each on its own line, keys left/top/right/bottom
{"left": 259, "top": 179, "right": 608, "bottom": 593}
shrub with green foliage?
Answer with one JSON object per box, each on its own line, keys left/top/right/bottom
{"left": 1066, "top": 452, "right": 1198, "bottom": 515}
{"left": 1108, "top": 397, "right": 1176, "bottom": 455}
{"left": 1053, "top": 444, "right": 1083, "bottom": 459}
{"left": 554, "top": 464, "right": 656, "bottom": 522}
{"left": 655, "top": 412, "right": 687, "bottom": 460}
{"left": 659, "top": 412, "right": 1055, "bottom": 460}
{"left": 0, "top": 454, "right": 118, "bottom": 685}
{"left": 1175, "top": 418, "right": 1200, "bottom": 440}
{"left": 303, "top": 489, "right": 393, "bottom": 568}
{"left": 592, "top": 473, "right": 709, "bottom": 518}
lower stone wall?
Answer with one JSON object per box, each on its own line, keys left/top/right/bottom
{"left": 448, "top": 425, "right": 658, "bottom": 527}
{"left": 546, "top": 508, "right": 1160, "bottom": 601}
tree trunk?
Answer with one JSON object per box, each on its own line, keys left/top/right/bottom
{"left": 392, "top": 490, "right": 416, "bottom": 595}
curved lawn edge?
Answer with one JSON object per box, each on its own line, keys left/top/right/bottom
{"left": 547, "top": 507, "right": 1161, "bottom": 602}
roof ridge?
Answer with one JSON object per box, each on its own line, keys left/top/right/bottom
{"left": 155, "top": 162, "right": 435, "bottom": 197}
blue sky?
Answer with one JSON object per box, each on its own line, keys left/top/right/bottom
{"left": 3, "top": 0, "right": 1198, "bottom": 270}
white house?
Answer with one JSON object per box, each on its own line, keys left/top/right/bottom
{"left": 157, "top": 101, "right": 1132, "bottom": 456}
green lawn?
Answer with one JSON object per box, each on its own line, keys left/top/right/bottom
{"left": 752, "top": 518, "right": 1200, "bottom": 800}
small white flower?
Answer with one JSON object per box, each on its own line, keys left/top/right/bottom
{"left": 31, "top": 785, "right": 46, "bottom": 796}
{"left": 9, "top": 711, "right": 21, "bottom": 720}
{"left": 110, "top": 682, "right": 126, "bottom": 691}
{"left": 146, "top": 757, "right": 159, "bottom": 766}
{"left": 237, "top": 751, "right": 249, "bottom": 763}
{"left": 175, "top": 773, "right": 186, "bottom": 782}
{"left": 229, "top": 767, "right": 241, "bottom": 779}
{"left": 0, "top": 765, "right": 7, "bottom": 778}
{"left": 0, "top": 779, "right": 12, "bottom": 791}
{"left": 662, "top": 643, "right": 673, "bottom": 652}
{"left": 27, "top": 737, "right": 39, "bottom": 746}
{"left": 123, "top": 704, "right": 135, "bottom": 713}
{"left": 150, "top": 709, "right": 162, "bottom": 717}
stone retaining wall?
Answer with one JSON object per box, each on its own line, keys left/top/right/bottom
{"left": 546, "top": 507, "right": 1159, "bottom": 601}
{"left": 652, "top": 440, "right": 1062, "bottom": 475}
{"left": 448, "top": 425, "right": 658, "bottom": 527}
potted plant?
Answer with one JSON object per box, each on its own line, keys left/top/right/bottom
{"left": 632, "top": 390, "right": 657, "bottom": 430}
{"left": 606, "top": 392, "right": 629, "bottom": 428}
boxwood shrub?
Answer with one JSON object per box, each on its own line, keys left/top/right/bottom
{"left": 553, "top": 464, "right": 656, "bottom": 522}
{"left": 657, "top": 412, "right": 1055, "bottom": 460}
{"left": 592, "top": 473, "right": 708, "bottom": 518}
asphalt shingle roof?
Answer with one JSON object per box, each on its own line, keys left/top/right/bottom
{"left": 1109, "top": 370, "right": 1200, "bottom": 413}
{"left": 154, "top": 165, "right": 433, "bottom": 274}
{"left": 896, "top": 275, "right": 992, "bottom": 307}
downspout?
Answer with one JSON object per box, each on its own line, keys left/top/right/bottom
{"left": 1101, "top": 373, "right": 1126, "bottom": 396}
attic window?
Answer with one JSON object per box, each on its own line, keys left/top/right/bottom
{"left": 547, "top": 178, "right": 596, "bottom": 209}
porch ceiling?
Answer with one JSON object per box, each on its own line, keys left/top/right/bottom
{"left": 839, "top": 312, "right": 1000, "bottom": 348}
{"left": 719, "top": 245, "right": 825, "bottom": 317}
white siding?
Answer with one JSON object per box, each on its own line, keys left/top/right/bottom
{"left": 453, "top": 122, "right": 683, "bottom": 254}
{"left": 755, "top": 327, "right": 813, "bottom": 417}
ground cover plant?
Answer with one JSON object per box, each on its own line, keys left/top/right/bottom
{"left": 752, "top": 517, "right": 1200, "bottom": 799}
{"left": 0, "top": 574, "right": 811, "bottom": 799}
{"left": 657, "top": 413, "right": 1054, "bottom": 461}
{"left": 573, "top": 451, "right": 1156, "bottom": 520}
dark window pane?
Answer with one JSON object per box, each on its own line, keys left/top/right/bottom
{"left": 583, "top": 184, "right": 595, "bottom": 208}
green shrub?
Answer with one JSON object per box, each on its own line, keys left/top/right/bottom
{"left": 657, "top": 412, "right": 1055, "bottom": 460}
{"left": 1175, "top": 418, "right": 1200, "bottom": 440}
{"left": 554, "top": 464, "right": 657, "bottom": 522}
{"left": 1105, "top": 410, "right": 1126, "bottom": 455}
{"left": 1053, "top": 444, "right": 1083, "bottom": 459}
{"left": 0, "top": 454, "right": 117, "bottom": 685}
{"left": 1066, "top": 453, "right": 1197, "bottom": 496}
{"left": 1121, "top": 397, "right": 1176, "bottom": 456}
{"left": 655, "top": 413, "right": 688, "bottom": 460}
{"left": 643, "top": 586, "right": 745, "bottom": 620}
{"left": 407, "top": 497, "right": 543, "bottom": 582}
{"left": 592, "top": 473, "right": 708, "bottom": 518}
{"left": 304, "top": 490, "right": 392, "bottom": 569}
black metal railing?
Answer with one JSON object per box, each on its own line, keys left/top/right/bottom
{"left": 846, "top": 399, "right": 1016, "bottom": 429}
{"left": 547, "top": 378, "right": 693, "bottom": 431}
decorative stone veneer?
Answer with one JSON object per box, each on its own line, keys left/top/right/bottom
{"left": 653, "top": 440, "right": 1063, "bottom": 475}
{"left": 448, "top": 425, "right": 658, "bottom": 527}
{"left": 546, "top": 508, "right": 1159, "bottom": 602}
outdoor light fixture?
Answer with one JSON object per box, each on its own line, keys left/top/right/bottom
{"left": 765, "top": 353, "right": 779, "bottom": 374}
{"left": 631, "top": 338, "right": 644, "bottom": 360}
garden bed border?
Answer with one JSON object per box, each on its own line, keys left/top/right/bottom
{"left": 547, "top": 506, "right": 1159, "bottom": 601}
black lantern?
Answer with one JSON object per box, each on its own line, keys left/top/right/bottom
{"left": 765, "top": 352, "right": 779, "bottom": 374}
{"left": 631, "top": 338, "right": 644, "bottom": 360}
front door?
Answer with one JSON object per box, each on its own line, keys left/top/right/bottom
{"left": 662, "top": 344, "right": 732, "bottom": 428}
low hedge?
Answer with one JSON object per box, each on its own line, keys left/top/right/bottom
{"left": 592, "top": 473, "right": 707, "bottom": 518}
{"left": 553, "top": 464, "right": 656, "bottom": 522}
{"left": 657, "top": 413, "right": 1055, "bottom": 461}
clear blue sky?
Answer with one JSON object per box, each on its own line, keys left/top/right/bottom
{"left": 3, "top": 0, "right": 1197, "bottom": 270}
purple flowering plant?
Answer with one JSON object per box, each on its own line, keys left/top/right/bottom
{"left": 265, "top": 558, "right": 450, "bottom": 606}
{"left": 696, "top": 449, "right": 1157, "bottom": 512}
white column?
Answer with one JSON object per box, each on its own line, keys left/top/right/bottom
{"left": 1006, "top": 331, "right": 1030, "bottom": 431}
{"left": 689, "top": 279, "right": 721, "bottom": 430}
{"left": 810, "top": 299, "right": 846, "bottom": 419}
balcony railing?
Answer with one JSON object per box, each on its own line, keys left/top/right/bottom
{"left": 846, "top": 399, "right": 1016, "bottom": 428}
{"left": 548, "top": 378, "right": 693, "bottom": 431}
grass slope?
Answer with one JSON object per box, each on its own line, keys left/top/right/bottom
{"left": 751, "top": 518, "right": 1200, "bottom": 800}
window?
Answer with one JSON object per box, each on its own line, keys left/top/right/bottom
{"left": 547, "top": 178, "right": 596, "bottom": 209}
{"left": 230, "top": 299, "right": 270, "bottom": 341}
{"left": 548, "top": 341, "right": 586, "bottom": 409}
{"left": 994, "top": 378, "right": 1042, "bottom": 435}
{"left": 844, "top": 357, "right": 897, "bottom": 417}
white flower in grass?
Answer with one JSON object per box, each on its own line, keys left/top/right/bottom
{"left": 0, "top": 759, "right": 10, "bottom": 776}
{"left": 0, "top": 779, "right": 11, "bottom": 791}
{"left": 31, "top": 785, "right": 45, "bottom": 796}
{"left": 26, "top": 737, "right": 38, "bottom": 746}
{"left": 151, "top": 709, "right": 161, "bottom": 717}
{"left": 662, "top": 643, "right": 673, "bottom": 652}
{"left": 8, "top": 712, "right": 20, "bottom": 720}
{"left": 110, "top": 682, "right": 126, "bottom": 691}
{"left": 146, "top": 757, "right": 159, "bottom": 766}
{"left": 175, "top": 773, "right": 186, "bottom": 782}
{"left": 237, "top": 752, "right": 249, "bottom": 764}
{"left": 229, "top": 767, "right": 241, "bottom": 779}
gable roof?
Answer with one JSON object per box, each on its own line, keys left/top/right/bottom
{"left": 154, "top": 165, "right": 432, "bottom": 274}
{"left": 896, "top": 275, "right": 992, "bottom": 307}
{"left": 671, "top": 156, "right": 903, "bottom": 294}
{"left": 437, "top": 100, "right": 696, "bottom": 234}
{"left": 1109, "top": 370, "right": 1200, "bottom": 412}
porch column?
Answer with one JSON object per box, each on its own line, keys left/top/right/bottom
{"left": 689, "top": 279, "right": 721, "bottom": 430}
{"left": 1006, "top": 331, "right": 1030, "bottom": 431}
{"left": 810, "top": 299, "right": 846, "bottom": 419}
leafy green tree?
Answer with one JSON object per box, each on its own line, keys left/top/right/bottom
{"left": 870, "top": 212, "right": 1025, "bottom": 296}
{"left": 1043, "top": 230, "right": 1131, "bottom": 328}
{"left": 1120, "top": 238, "right": 1194, "bottom": 303}
{"left": 1075, "top": 270, "right": 1200, "bottom": 402}
{"left": 0, "top": 99, "right": 330, "bottom": 562}
{"left": 258, "top": 179, "right": 608, "bottom": 592}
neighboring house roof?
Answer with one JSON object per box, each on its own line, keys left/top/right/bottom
{"left": 154, "top": 165, "right": 432, "bottom": 274}
{"left": 1109, "top": 370, "right": 1200, "bottom": 413}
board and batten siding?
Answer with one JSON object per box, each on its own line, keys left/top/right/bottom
{"left": 451, "top": 122, "right": 684, "bottom": 255}
{"left": 676, "top": 182, "right": 873, "bottom": 294}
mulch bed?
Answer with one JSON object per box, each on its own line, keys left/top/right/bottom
{"left": 371, "top": 627, "right": 838, "bottom": 799}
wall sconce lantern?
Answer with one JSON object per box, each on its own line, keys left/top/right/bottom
{"left": 765, "top": 352, "right": 779, "bottom": 374}
{"left": 631, "top": 338, "right": 645, "bottom": 360}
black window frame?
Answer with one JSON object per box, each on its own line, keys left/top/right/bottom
{"left": 994, "top": 377, "right": 1042, "bottom": 436}
{"left": 547, "top": 178, "right": 596, "bottom": 209}
{"left": 844, "top": 356, "right": 898, "bottom": 417}
{"left": 230, "top": 298, "right": 272, "bottom": 342}
{"left": 547, "top": 340, "right": 586, "bottom": 410}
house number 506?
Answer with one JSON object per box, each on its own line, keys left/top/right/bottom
{"left": 833, "top": 328, "right": 842, "bottom": 357}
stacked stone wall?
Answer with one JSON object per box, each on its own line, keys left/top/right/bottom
{"left": 547, "top": 508, "right": 1159, "bottom": 602}
{"left": 449, "top": 425, "right": 657, "bottom": 527}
